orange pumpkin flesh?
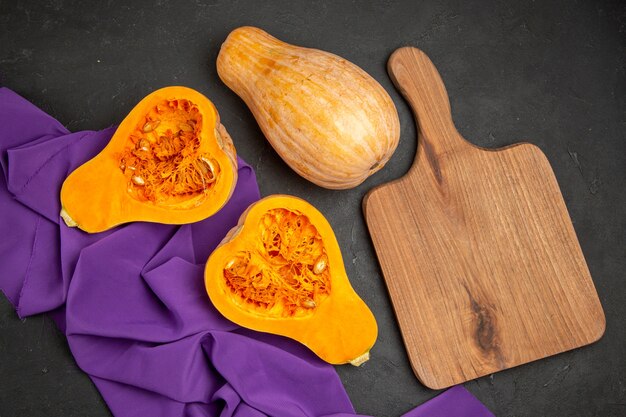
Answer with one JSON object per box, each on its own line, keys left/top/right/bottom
{"left": 205, "top": 195, "right": 378, "bottom": 365}
{"left": 60, "top": 86, "right": 237, "bottom": 233}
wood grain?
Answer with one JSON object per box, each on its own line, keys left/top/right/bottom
{"left": 363, "top": 47, "right": 605, "bottom": 389}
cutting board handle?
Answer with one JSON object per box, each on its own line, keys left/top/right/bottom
{"left": 388, "top": 47, "right": 464, "bottom": 156}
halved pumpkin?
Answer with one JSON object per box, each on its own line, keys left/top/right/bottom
{"left": 205, "top": 195, "right": 378, "bottom": 365}
{"left": 60, "top": 86, "right": 237, "bottom": 233}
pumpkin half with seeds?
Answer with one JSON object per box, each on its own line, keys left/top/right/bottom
{"left": 60, "top": 86, "right": 237, "bottom": 233}
{"left": 205, "top": 194, "right": 378, "bottom": 365}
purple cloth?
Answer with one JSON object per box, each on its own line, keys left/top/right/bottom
{"left": 402, "top": 386, "right": 495, "bottom": 417}
{"left": 0, "top": 87, "right": 494, "bottom": 417}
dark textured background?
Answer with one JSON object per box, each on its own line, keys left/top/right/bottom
{"left": 1, "top": 0, "right": 624, "bottom": 416}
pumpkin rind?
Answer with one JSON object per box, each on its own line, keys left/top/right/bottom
{"left": 205, "top": 195, "right": 378, "bottom": 365}
{"left": 60, "top": 86, "right": 237, "bottom": 233}
{"left": 216, "top": 26, "right": 400, "bottom": 190}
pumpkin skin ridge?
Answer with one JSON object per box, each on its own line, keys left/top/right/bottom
{"left": 247, "top": 97, "right": 387, "bottom": 186}
{"left": 216, "top": 27, "right": 400, "bottom": 189}
{"left": 205, "top": 194, "right": 378, "bottom": 364}
{"left": 219, "top": 39, "right": 383, "bottom": 177}
{"left": 226, "top": 75, "right": 374, "bottom": 186}
{"left": 220, "top": 75, "right": 382, "bottom": 187}
{"left": 216, "top": 34, "right": 382, "bottom": 183}
{"left": 60, "top": 86, "right": 237, "bottom": 233}
{"left": 253, "top": 29, "right": 397, "bottom": 164}
{"left": 286, "top": 58, "right": 395, "bottom": 164}
{"left": 260, "top": 57, "right": 380, "bottom": 169}
{"left": 266, "top": 87, "right": 379, "bottom": 174}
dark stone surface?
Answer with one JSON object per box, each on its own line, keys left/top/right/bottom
{"left": 0, "top": 0, "right": 624, "bottom": 416}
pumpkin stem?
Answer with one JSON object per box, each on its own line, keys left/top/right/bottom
{"left": 349, "top": 351, "right": 370, "bottom": 367}
{"left": 60, "top": 208, "right": 78, "bottom": 228}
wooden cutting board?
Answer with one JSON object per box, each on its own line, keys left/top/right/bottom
{"left": 363, "top": 47, "right": 605, "bottom": 390}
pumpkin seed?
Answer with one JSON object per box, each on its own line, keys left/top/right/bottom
{"left": 178, "top": 123, "right": 193, "bottom": 132}
{"left": 300, "top": 298, "right": 317, "bottom": 309}
{"left": 225, "top": 258, "right": 237, "bottom": 269}
{"left": 132, "top": 175, "right": 145, "bottom": 186}
{"left": 136, "top": 138, "right": 150, "bottom": 151}
{"left": 313, "top": 257, "right": 327, "bottom": 274}
{"left": 142, "top": 120, "right": 160, "bottom": 133}
{"left": 199, "top": 157, "right": 218, "bottom": 182}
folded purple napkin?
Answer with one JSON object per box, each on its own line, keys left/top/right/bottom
{"left": 0, "top": 87, "right": 494, "bottom": 417}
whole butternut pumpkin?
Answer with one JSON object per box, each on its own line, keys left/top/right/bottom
{"left": 217, "top": 26, "right": 400, "bottom": 189}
